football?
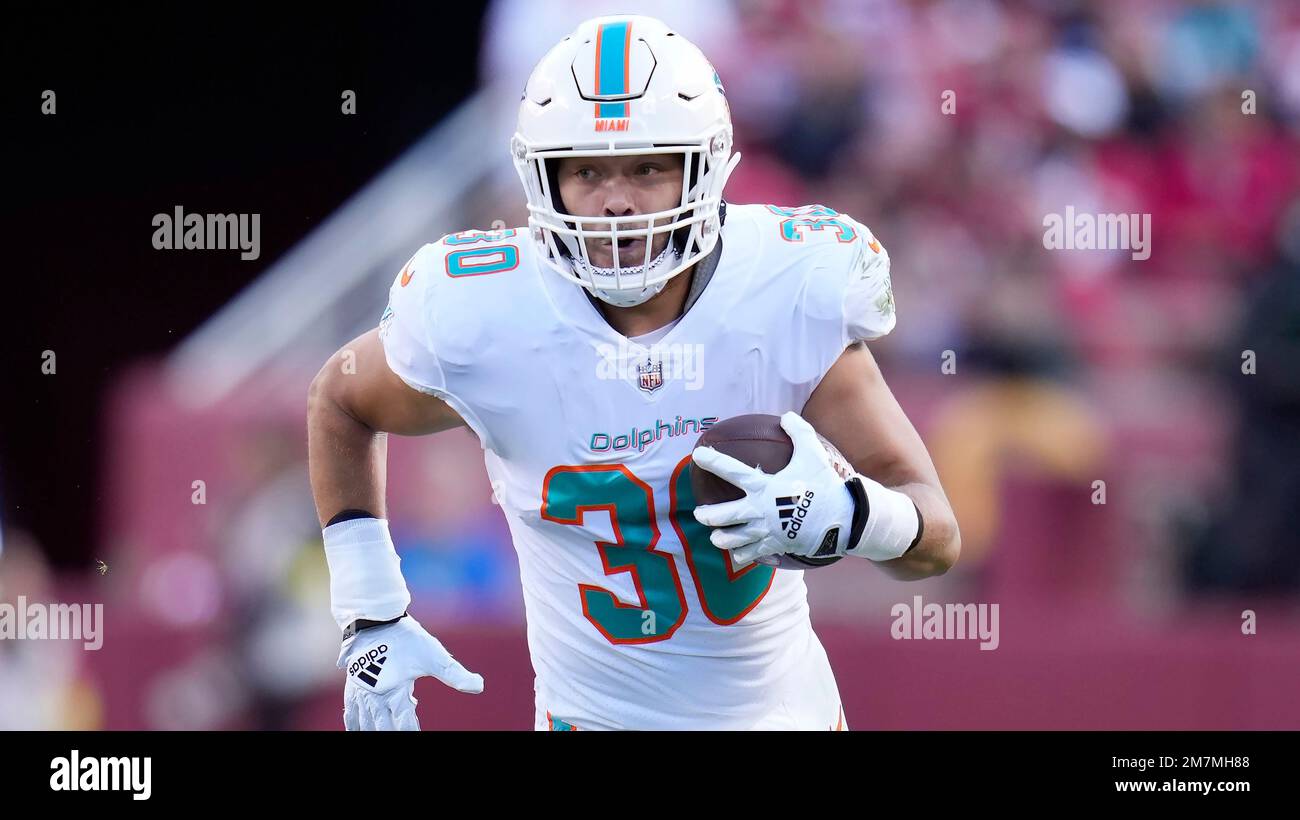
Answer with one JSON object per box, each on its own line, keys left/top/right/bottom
{"left": 691, "top": 414, "right": 851, "bottom": 570}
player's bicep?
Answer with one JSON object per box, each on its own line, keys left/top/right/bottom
{"left": 802, "top": 342, "right": 939, "bottom": 489}
{"left": 323, "top": 328, "right": 465, "bottom": 436}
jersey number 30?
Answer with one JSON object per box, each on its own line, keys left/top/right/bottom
{"left": 541, "top": 457, "right": 776, "bottom": 644}
{"left": 443, "top": 229, "right": 519, "bottom": 277}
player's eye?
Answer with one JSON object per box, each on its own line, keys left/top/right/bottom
{"left": 575, "top": 167, "right": 598, "bottom": 180}
{"left": 636, "top": 163, "right": 661, "bottom": 175}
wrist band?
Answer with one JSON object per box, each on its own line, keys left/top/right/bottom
{"left": 843, "top": 475, "right": 923, "bottom": 562}
{"left": 323, "top": 517, "right": 412, "bottom": 634}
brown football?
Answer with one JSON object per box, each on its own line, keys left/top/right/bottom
{"left": 691, "top": 414, "right": 848, "bottom": 569}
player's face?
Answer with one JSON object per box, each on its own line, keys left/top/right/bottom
{"left": 554, "top": 153, "right": 685, "bottom": 268}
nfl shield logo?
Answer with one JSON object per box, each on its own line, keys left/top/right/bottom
{"left": 637, "top": 359, "right": 664, "bottom": 394}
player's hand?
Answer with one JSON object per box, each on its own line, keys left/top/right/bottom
{"left": 692, "top": 411, "right": 854, "bottom": 566}
{"left": 339, "top": 616, "right": 484, "bottom": 731}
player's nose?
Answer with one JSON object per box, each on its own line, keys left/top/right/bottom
{"left": 601, "top": 188, "right": 636, "bottom": 219}
{"left": 602, "top": 169, "right": 644, "bottom": 209}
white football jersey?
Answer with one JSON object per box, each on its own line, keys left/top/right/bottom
{"left": 379, "top": 203, "right": 895, "bottom": 729}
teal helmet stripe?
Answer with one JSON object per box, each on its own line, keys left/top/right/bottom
{"left": 596, "top": 20, "right": 630, "bottom": 119}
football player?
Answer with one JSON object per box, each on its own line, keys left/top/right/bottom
{"left": 307, "top": 15, "right": 960, "bottom": 731}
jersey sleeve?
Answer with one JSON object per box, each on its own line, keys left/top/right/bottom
{"left": 840, "top": 217, "right": 896, "bottom": 343}
{"left": 377, "top": 243, "right": 450, "bottom": 396}
{"left": 753, "top": 207, "right": 899, "bottom": 413}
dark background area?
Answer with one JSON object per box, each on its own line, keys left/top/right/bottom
{"left": 2, "top": 4, "right": 488, "bottom": 567}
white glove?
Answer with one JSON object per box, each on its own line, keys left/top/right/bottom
{"left": 340, "top": 616, "right": 484, "bottom": 731}
{"left": 691, "top": 412, "right": 857, "bottom": 566}
{"left": 692, "top": 411, "right": 922, "bottom": 566}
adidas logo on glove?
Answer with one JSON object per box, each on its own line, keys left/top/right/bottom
{"left": 776, "top": 490, "right": 816, "bottom": 539}
{"left": 348, "top": 644, "right": 388, "bottom": 687}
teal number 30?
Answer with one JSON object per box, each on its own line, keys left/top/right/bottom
{"left": 541, "top": 458, "right": 775, "bottom": 645}
{"left": 442, "top": 229, "right": 520, "bottom": 277}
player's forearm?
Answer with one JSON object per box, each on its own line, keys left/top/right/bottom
{"left": 873, "top": 482, "right": 960, "bottom": 580}
{"left": 307, "top": 372, "right": 388, "bottom": 528}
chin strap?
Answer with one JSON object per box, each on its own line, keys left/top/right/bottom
{"left": 575, "top": 201, "right": 729, "bottom": 308}
{"left": 580, "top": 222, "right": 726, "bottom": 312}
{"left": 579, "top": 243, "right": 680, "bottom": 306}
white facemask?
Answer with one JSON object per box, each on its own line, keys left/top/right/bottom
{"left": 574, "top": 241, "right": 681, "bottom": 307}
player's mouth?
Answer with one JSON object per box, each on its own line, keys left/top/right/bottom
{"left": 594, "top": 237, "right": 646, "bottom": 266}
{"left": 602, "top": 237, "right": 644, "bottom": 251}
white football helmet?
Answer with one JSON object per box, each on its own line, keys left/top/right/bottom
{"left": 512, "top": 15, "right": 740, "bottom": 307}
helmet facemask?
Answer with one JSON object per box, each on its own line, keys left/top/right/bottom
{"left": 515, "top": 135, "right": 739, "bottom": 307}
